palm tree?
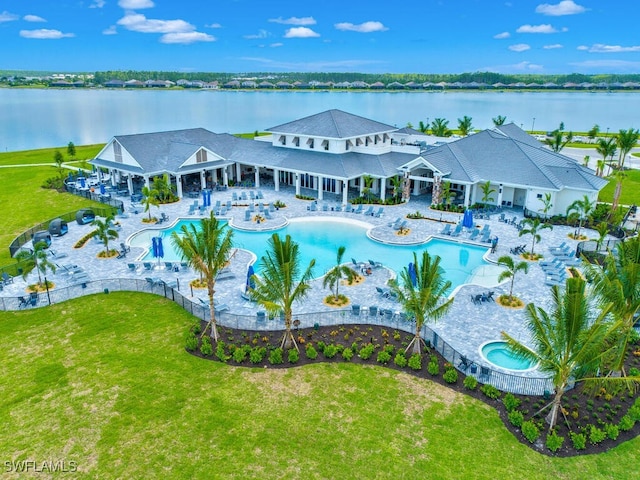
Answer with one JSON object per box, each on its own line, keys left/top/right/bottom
{"left": 431, "top": 118, "right": 451, "bottom": 137}
{"left": 583, "top": 236, "right": 640, "bottom": 376}
{"left": 480, "top": 180, "right": 495, "bottom": 206}
{"left": 15, "top": 241, "right": 56, "bottom": 288}
{"left": 587, "top": 124, "right": 600, "bottom": 143}
{"left": 566, "top": 195, "right": 595, "bottom": 240}
{"left": 141, "top": 185, "right": 160, "bottom": 221}
{"left": 596, "top": 158, "right": 606, "bottom": 177}
{"left": 361, "top": 174, "right": 375, "bottom": 202}
{"left": 538, "top": 193, "right": 553, "bottom": 219}
{"left": 389, "top": 251, "right": 453, "bottom": 355}
{"left": 322, "top": 246, "right": 357, "bottom": 302}
{"left": 596, "top": 137, "right": 617, "bottom": 176}
{"left": 389, "top": 175, "right": 403, "bottom": 202}
{"left": 171, "top": 212, "right": 234, "bottom": 342}
{"left": 457, "top": 115, "right": 473, "bottom": 136}
{"left": 91, "top": 214, "right": 119, "bottom": 256}
{"left": 152, "top": 173, "right": 175, "bottom": 202}
{"left": 440, "top": 180, "right": 453, "bottom": 207}
{"left": 251, "top": 234, "right": 315, "bottom": 351}
{"left": 501, "top": 278, "right": 616, "bottom": 431}
{"left": 492, "top": 115, "right": 506, "bottom": 126}
{"left": 544, "top": 129, "right": 573, "bottom": 153}
{"left": 519, "top": 217, "right": 552, "bottom": 257}
{"left": 593, "top": 222, "right": 610, "bottom": 251}
{"left": 497, "top": 255, "right": 529, "bottom": 302}
{"left": 611, "top": 170, "right": 627, "bottom": 214}
{"left": 615, "top": 128, "right": 639, "bottom": 169}
{"left": 418, "top": 120, "right": 428, "bottom": 134}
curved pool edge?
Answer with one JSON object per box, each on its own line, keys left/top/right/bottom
{"left": 478, "top": 340, "right": 540, "bottom": 374}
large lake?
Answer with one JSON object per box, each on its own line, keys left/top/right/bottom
{"left": 2, "top": 88, "right": 640, "bottom": 152}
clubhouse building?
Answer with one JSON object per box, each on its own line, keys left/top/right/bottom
{"left": 90, "top": 109, "right": 606, "bottom": 216}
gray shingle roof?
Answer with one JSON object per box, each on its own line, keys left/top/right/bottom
{"left": 266, "top": 109, "right": 397, "bottom": 139}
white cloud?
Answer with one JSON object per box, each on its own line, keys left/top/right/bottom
{"left": 118, "top": 0, "right": 154, "bottom": 8}
{"left": 334, "top": 21, "right": 388, "bottom": 33}
{"left": 587, "top": 43, "right": 640, "bottom": 53}
{"left": 509, "top": 43, "right": 531, "bottom": 52}
{"left": 90, "top": 0, "right": 106, "bottom": 8}
{"left": 24, "top": 15, "right": 46, "bottom": 23}
{"left": 543, "top": 43, "right": 563, "bottom": 49}
{"left": 20, "top": 29, "right": 75, "bottom": 39}
{"left": 494, "top": 32, "right": 510, "bottom": 39}
{"left": 244, "top": 29, "right": 269, "bottom": 40}
{"left": 577, "top": 45, "right": 588, "bottom": 51}
{"left": 284, "top": 27, "right": 320, "bottom": 38}
{"left": 117, "top": 13, "right": 193, "bottom": 34}
{"left": 270, "top": 42, "right": 283, "bottom": 48}
{"left": 160, "top": 32, "right": 215, "bottom": 44}
{"left": 206, "top": 23, "right": 221, "bottom": 29}
{"left": 103, "top": 25, "right": 117, "bottom": 35}
{"left": 0, "top": 11, "right": 19, "bottom": 22}
{"left": 268, "top": 16, "right": 315, "bottom": 26}
{"left": 513, "top": 61, "right": 544, "bottom": 71}
{"left": 516, "top": 24, "right": 557, "bottom": 33}
{"left": 535, "top": 1, "right": 586, "bottom": 16}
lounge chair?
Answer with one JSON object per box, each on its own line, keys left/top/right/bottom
{"left": 116, "top": 249, "right": 127, "bottom": 259}
{"left": 440, "top": 224, "right": 452, "bottom": 235}
{"left": 368, "top": 259, "right": 383, "bottom": 268}
{"left": 244, "top": 209, "right": 252, "bottom": 221}
{"left": 388, "top": 217, "right": 401, "bottom": 228}
{"left": 264, "top": 210, "right": 272, "bottom": 220}
{"left": 376, "top": 286, "right": 391, "bottom": 298}
{"left": 216, "top": 269, "right": 235, "bottom": 281}
{"left": 346, "top": 203, "right": 353, "bottom": 212}
{"left": 351, "top": 304, "right": 361, "bottom": 316}
{"left": 352, "top": 258, "right": 366, "bottom": 270}
{"left": 450, "top": 224, "right": 462, "bottom": 237}
{"left": 143, "top": 262, "right": 153, "bottom": 271}
{"left": 353, "top": 204, "right": 363, "bottom": 214}
{"left": 48, "top": 249, "right": 68, "bottom": 260}
{"left": 2, "top": 272, "right": 14, "bottom": 284}
{"left": 308, "top": 202, "right": 317, "bottom": 212}
{"left": 394, "top": 220, "right": 408, "bottom": 231}
{"left": 256, "top": 311, "right": 266, "bottom": 321}
{"left": 18, "top": 296, "right": 29, "bottom": 309}
{"left": 241, "top": 192, "right": 248, "bottom": 201}
{"left": 322, "top": 203, "right": 329, "bottom": 212}
{"left": 469, "top": 228, "right": 480, "bottom": 241}
{"left": 160, "top": 279, "right": 178, "bottom": 289}
{"left": 335, "top": 204, "right": 342, "bottom": 212}
{"left": 127, "top": 263, "right": 138, "bottom": 273}
{"left": 145, "top": 277, "right": 162, "bottom": 288}
{"left": 364, "top": 206, "right": 374, "bottom": 216}
{"left": 214, "top": 302, "right": 230, "bottom": 313}
{"left": 73, "top": 273, "right": 90, "bottom": 285}
{"left": 188, "top": 205, "right": 196, "bottom": 215}
{"left": 369, "top": 306, "right": 378, "bottom": 317}
{"left": 374, "top": 207, "right": 384, "bottom": 217}
{"left": 256, "top": 191, "right": 264, "bottom": 200}
{"left": 549, "top": 241, "right": 568, "bottom": 254}
{"left": 480, "top": 230, "right": 491, "bottom": 243}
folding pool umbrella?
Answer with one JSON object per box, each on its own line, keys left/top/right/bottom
{"left": 79, "top": 177, "right": 86, "bottom": 189}
{"left": 408, "top": 262, "right": 417, "bottom": 286}
{"left": 245, "top": 265, "right": 255, "bottom": 293}
{"left": 202, "top": 189, "right": 208, "bottom": 207}
{"left": 152, "top": 236, "right": 164, "bottom": 266}
{"left": 206, "top": 190, "right": 212, "bottom": 207}
{"left": 462, "top": 209, "right": 474, "bottom": 229}
{"left": 99, "top": 183, "right": 106, "bottom": 195}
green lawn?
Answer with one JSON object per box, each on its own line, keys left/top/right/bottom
{"left": 0, "top": 292, "right": 638, "bottom": 479}
{"left": 599, "top": 169, "right": 640, "bottom": 206}
{"left": 0, "top": 144, "right": 104, "bottom": 166}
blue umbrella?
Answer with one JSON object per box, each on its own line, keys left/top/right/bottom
{"left": 408, "top": 262, "right": 417, "bottom": 286}
{"left": 79, "top": 177, "right": 86, "bottom": 188}
{"left": 156, "top": 236, "right": 164, "bottom": 258}
{"left": 202, "top": 189, "right": 207, "bottom": 207}
{"left": 245, "top": 265, "right": 255, "bottom": 293}
{"left": 462, "top": 209, "right": 474, "bottom": 229}
{"left": 99, "top": 183, "right": 106, "bottom": 195}
{"left": 151, "top": 236, "right": 159, "bottom": 258}
{"left": 206, "top": 190, "right": 212, "bottom": 207}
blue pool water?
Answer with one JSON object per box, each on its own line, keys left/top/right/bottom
{"left": 480, "top": 341, "right": 537, "bottom": 371}
{"left": 130, "top": 218, "right": 492, "bottom": 288}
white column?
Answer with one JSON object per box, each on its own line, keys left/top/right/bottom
{"left": 254, "top": 168, "right": 260, "bottom": 188}
{"left": 317, "top": 175, "right": 324, "bottom": 201}
{"left": 235, "top": 163, "right": 242, "bottom": 183}
{"left": 144, "top": 176, "right": 150, "bottom": 189}
{"left": 413, "top": 179, "right": 420, "bottom": 195}
{"left": 497, "top": 184, "right": 503, "bottom": 207}
{"left": 222, "top": 168, "right": 229, "bottom": 187}
{"left": 295, "top": 174, "right": 301, "bottom": 196}
{"left": 126, "top": 175, "right": 133, "bottom": 194}
{"left": 464, "top": 184, "right": 471, "bottom": 207}
{"left": 200, "top": 171, "right": 206, "bottom": 189}
{"left": 176, "top": 175, "right": 183, "bottom": 198}
{"left": 212, "top": 169, "right": 218, "bottom": 185}
{"left": 342, "top": 180, "right": 348, "bottom": 205}
{"left": 110, "top": 169, "right": 117, "bottom": 187}
{"left": 380, "top": 178, "right": 386, "bottom": 201}
{"left": 359, "top": 177, "right": 364, "bottom": 196}
{"left": 274, "top": 168, "right": 280, "bottom": 192}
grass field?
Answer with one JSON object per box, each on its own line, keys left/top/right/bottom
{"left": 0, "top": 292, "right": 638, "bottom": 479}
{"left": 599, "top": 169, "right": 640, "bottom": 206}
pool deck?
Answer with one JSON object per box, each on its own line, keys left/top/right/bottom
{"left": 1, "top": 187, "right": 607, "bottom": 378}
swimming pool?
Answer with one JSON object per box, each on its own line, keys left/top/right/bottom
{"left": 480, "top": 341, "right": 538, "bottom": 372}
{"left": 129, "top": 218, "right": 496, "bottom": 288}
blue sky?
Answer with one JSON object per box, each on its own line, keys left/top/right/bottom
{"left": 1, "top": 0, "right": 639, "bottom": 74}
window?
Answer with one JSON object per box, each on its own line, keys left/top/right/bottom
{"left": 279, "top": 135, "right": 286, "bottom": 145}
{"left": 293, "top": 137, "right": 300, "bottom": 147}
{"left": 196, "top": 149, "right": 208, "bottom": 163}
{"left": 307, "top": 138, "right": 314, "bottom": 149}
{"left": 536, "top": 193, "right": 543, "bottom": 199}
{"left": 113, "top": 141, "right": 122, "bottom": 163}
{"left": 346, "top": 140, "right": 353, "bottom": 150}
{"left": 321, "top": 140, "right": 329, "bottom": 151}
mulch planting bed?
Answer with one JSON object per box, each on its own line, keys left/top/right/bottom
{"left": 187, "top": 321, "right": 640, "bottom": 457}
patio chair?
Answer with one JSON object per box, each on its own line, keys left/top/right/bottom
{"left": 351, "top": 304, "right": 361, "bottom": 316}
{"left": 374, "top": 207, "right": 384, "bottom": 217}
{"left": 458, "top": 356, "right": 471, "bottom": 372}
{"left": 363, "top": 206, "right": 374, "bottom": 216}
{"left": 18, "top": 296, "right": 29, "bottom": 309}
{"left": 256, "top": 191, "right": 264, "bottom": 200}
{"left": 376, "top": 286, "right": 391, "bottom": 298}
{"left": 127, "top": 263, "right": 138, "bottom": 273}
{"left": 322, "top": 203, "right": 329, "bottom": 212}
{"left": 368, "top": 259, "right": 383, "bottom": 268}
{"left": 145, "top": 277, "right": 162, "bottom": 288}
{"left": 450, "top": 224, "right": 462, "bottom": 237}
{"left": 469, "top": 228, "right": 480, "bottom": 241}
{"left": 479, "top": 366, "right": 491, "bottom": 382}
{"left": 2, "top": 272, "right": 14, "bottom": 284}
{"left": 369, "top": 306, "right": 378, "bottom": 317}
{"left": 244, "top": 209, "right": 252, "bottom": 221}
{"left": 440, "top": 224, "right": 452, "bottom": 235}
{"left": 215, "top": 269, "right": 235, "bottom": 281}
{"left": 264, "top": 210, "right": 272, "bottom": 220}
{"left": 353, "top": 204, "right": 363, "bottom": 214}
{"left": 256, "top": 311, "right": 266, "bottom": 321}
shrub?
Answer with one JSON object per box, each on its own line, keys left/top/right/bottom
{"left": 316, "top": 341, "right": 326, "bottom": 353}
{"left": 268, "top": 347, "right": 284, "bottom": 365}
{"left": 546, "top": 431, "right": 565, "bottom": 452}
{"left": 443, "top": 368, "right": 458, "bottom": 384}
{"left": 480, "top": 384, "right": 501, "bottom": 400}
{"left": 629, "top": 367, "right": 640, "bottom": 376}
{"left": 570, "top": 432, "right": 587, "bottom": 450}
{"left": 191, "top": 319, "right": 202, "bottom": 335}
{"left": 394, "top": 352, "right": 407, "bottom": 368}
{"left": 503, "top": 393, "right": 521, "bottom": 412}
{"left": 185, "top": 332, "right": 198, "bottom": 352}
{"left": 323, "top": 344, "right": 338, "bottom": 359}
{"left": 619, "top": 414, "right": 636, "bottom": 431}
{"left": 427, "top": 359, "right": 439, "bottom": 376}
{"left": 589, "top": 425, "right": 606, "bottom": 445}
{"left": 627, "top": 398, "right": 640, "bottom": 421}
{"left": 250, "top": 346, "right": 267, "bottom": 364}
{"left": 215, "top": 341, "right": 229, "bottom": 363}
{"left": 341, "top": 347, "right": 353, "bottom": 362}
{"left": 521, "top": 420, "right": 540, "bottom": 444}
{"left": 306, "top": 345, "right": 318, "bottom": 360}
{"left": 463, "top": 375, "right": 478, "bottom": 391}
{"left": 288, "top": 348, "right": 299, "bottom": 364}
{"left": 605, "top": 423, "right": 619, "bottom": 440}
{"left": 508, "top": 410, "right": 524, "bottom": 428}
{"left": 200, "top": 336, "right": 213, "bottom": 356}
{"left": 359, "top": 344, "right": 375, "bottom": 360}
{"left": 377, "top": 350, "right": 392, "bottom": 364}
{"left": 233, "top": 346, "right": 247, "bottom": 363}
{"left": 408, "top": 354, "right": 422, "bottom": 371}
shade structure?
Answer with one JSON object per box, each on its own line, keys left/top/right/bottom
{"left": 462, "top": 209, "right": 474, "bottom": 229}
{"left": 245, "top": 265, "right": 255, "bottom": 293}
{"left": 408, "top": 262, "right": 417, "bottom": 286}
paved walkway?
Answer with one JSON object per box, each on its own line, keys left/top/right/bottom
{"left": 1, "top": 186, "right": 609, "bottom": 379}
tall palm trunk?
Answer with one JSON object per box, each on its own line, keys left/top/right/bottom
{"left": 204, "top": 281, "right": 218, "bottom": 342}
{"left": 281, "top": 310, "right": 298, "bottom": 350}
